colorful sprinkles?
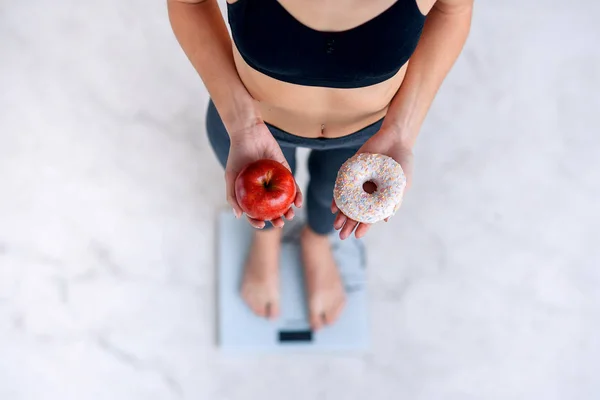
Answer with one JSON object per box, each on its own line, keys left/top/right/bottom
{"left": 333, "top": 153, "right": 406, "bottom": 224}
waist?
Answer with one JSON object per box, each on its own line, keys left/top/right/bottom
{"left": 234, "top": 45, "right": 406, "bottom": 138}
{"left": 265, "top": 117, "right": 384, "bottom": 150}
{"left": 259, "top": 103, "right": 388, "bottom": 139}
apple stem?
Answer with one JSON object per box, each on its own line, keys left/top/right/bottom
{"left": 263, "top": 170, "right": 273, "bottom": 189}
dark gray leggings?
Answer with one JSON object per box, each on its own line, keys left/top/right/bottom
{"left": 206, "top": 100, "right": 383, "bottom": 235}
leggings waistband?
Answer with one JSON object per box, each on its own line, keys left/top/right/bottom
{"left": 265, "top": 118, "right": 384, "bottom": 150}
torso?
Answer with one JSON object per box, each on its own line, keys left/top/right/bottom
{"left": 228, "top": 0, "right": 433, "bottom": 138}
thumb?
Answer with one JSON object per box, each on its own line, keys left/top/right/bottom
{"left": 279, "top": 158, "right": 292, "bottom": 173}
{"left": 225, "top": 170, "right": 243, "bottom": 218}
{"left": 266, "top": 147, "right": 292, "bottom": 173}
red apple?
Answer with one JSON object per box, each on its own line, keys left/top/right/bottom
{"left": 235, "top": 159, "right": 296, "bottom": 221}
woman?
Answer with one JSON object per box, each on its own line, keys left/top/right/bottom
{"left": 168, "top": 0, "right": 472, "bottom": 329}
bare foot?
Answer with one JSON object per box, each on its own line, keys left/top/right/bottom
{"left": 240, "top": 228, "right": 282, "bottom": 319}
{"left": 300, "top": 226, "right": 346, "bottom": 330}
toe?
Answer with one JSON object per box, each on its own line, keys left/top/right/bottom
{"left": 254, "top": 304, "right": 268, "bottom": 317}
{"left": 310, "top": 308, "right": 324, "bottom": 331}
{"left": 266, "top": 300, "right": 280, "bottom": 319}
{"left": 241, "top": 287, "right": 273, "bottom": 318}
{"left": 243, "top": 292, "right": 266, "bottom": 317}
{"left": 326, "top": 297, "right": 346, "bottom": 325}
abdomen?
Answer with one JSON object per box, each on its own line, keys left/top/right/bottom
{"left": 233, "top": 45, "right": 407, "bottom": 138}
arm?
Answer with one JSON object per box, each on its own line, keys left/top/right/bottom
{"left": 167, "top": 0, "right": 259, "bottom": 134}
{"left": 168, "top": 0, "right": 301, "bottom": 225}
{"left": 338, "top": 0, "right": 473, "bottom": 239}
{"left": 381, "top": 0, "right": 474, "bottom": 148}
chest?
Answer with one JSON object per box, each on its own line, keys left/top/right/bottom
{"left": 227, "top": 0, "right": 426, "bottom": 89}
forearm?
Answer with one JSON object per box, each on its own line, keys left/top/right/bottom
{"left": 167, "top": 0, "right": 258, "bottom": 134}
{"left": 382, "top": 2, "right": 473, "bottom": 148}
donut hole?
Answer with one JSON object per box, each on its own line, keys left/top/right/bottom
{"left": 362, "top": 181, "right": 378, "bottom": 194}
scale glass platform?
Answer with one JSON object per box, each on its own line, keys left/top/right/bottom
{"left": 218, "top": 211, "right": 369, "bottom": 353}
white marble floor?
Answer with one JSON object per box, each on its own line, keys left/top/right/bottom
{"left": 1, "top": 1, "right": 599, "bottom": 399}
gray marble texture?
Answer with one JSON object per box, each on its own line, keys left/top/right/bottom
{"left": 1, "top": 1, "right": 599, "bottom": 399}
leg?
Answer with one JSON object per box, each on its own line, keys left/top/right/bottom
{"left": 301, "top": 147, "right": 360, "bottom": 330}
{"left": 206, "top": 100, "right": 297, "bottom": 319}
{"left": 306, "top": 147, "right": 359, "bottom": 235}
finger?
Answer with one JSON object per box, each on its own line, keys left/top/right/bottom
{"left": 246, "top": 215, "right": 265, "bottom": 229}
{"left": 331, "top": 199, "right": 339, "bottom": 214}
{"left": 294, "top": 183, "right": 303, "bottom": 208}
{"left": 284, "top": 208, "right": 295, "bottom": 220}
{"left": 228, "top": 198, "right": 243, "bottom": 219}
{"left": 333, "top": 212, "right": 346, "bottom": 230}
{"left": 270, "top": 217, "right": 285, "bottom": 228}
{"left": 340, "top": 219, "right": 359, "bottom": 240}
{"left": 225, "top": 171, "right": 243, "bottom": 218}
{"left": 278, "top": 158, "right": 292, "bottom": 172}
{"left": 354, "top": 223, "right": 371, "bottom": 239}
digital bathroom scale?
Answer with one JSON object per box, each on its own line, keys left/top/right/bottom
{"left": 217, "top": 211, "right": 370, "bottom": 353}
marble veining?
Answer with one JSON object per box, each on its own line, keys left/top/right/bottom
{"left": 1, "top": 1, "right": 599, "bottom": 399}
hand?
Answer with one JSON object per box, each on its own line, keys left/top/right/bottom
{"left": 226, "top": 122, "right": 303, "bottom": 229}
{"left": 332, "top": 128, "right": 414, "bottom": 240}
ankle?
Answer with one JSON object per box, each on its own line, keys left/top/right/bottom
{"left": 253, "top": 227, "right": 282, "bottom": 244}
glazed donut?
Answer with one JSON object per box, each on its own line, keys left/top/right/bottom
{"left": 333, "top": 153, "right": 406, "bottom": 224}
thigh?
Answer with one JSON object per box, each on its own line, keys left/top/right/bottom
{"left": 307, "top": 146, "right": 359, "bottom": 193}
{"left": 205, "top": 100, "right": 297, "bottom": 173}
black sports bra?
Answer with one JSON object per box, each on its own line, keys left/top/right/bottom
{"left": 227, "top": 0, "right": 426, "bottom": 89}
